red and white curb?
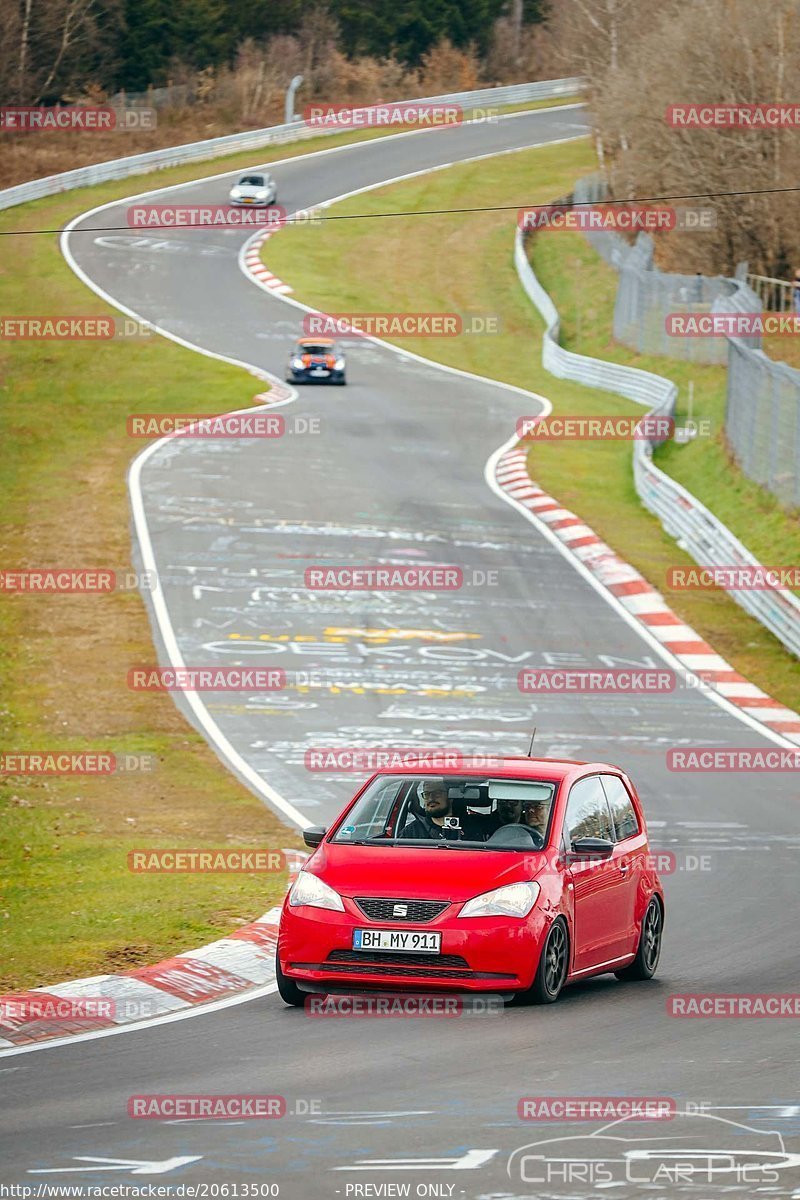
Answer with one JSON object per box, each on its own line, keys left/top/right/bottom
{"left": 0, "top": 850, "right": 308, "bottom": 1049}
{"left": 242, "top": 228, "right": 293, "bottom": 295}
{"left": 254, "top": 380, "right": 294, "bottom": 404}
{"left": 495, "top": 448, "right": 800, "bottom": 745}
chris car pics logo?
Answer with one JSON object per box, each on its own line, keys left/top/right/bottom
{"left": 507, "top": 1111, "right": 800, "bottom": 1189}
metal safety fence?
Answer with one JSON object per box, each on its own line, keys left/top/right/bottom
{"left": 515, "top": 226, "right": 800, "bottom": 659}
{"left": 571, "top": 175, "right": 757, "bottom": 365}
{"left": 726, "top": 340, "right": 800, "bottom": 509}
{"left": 572, "top": 175, "right": 800, "bottom": 510}
{"left": 0, "top": 77, "right": 584, "bottom": 214}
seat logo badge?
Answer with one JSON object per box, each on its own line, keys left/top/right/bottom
{"left": 393, "top": 904, "right": 408, "bottom": 917}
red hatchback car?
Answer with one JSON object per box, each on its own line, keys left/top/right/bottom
{"left": 276, "top": 757, "right": 664, "bottom": 1006}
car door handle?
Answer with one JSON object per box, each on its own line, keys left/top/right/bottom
{"left": 618, "top": 862, "right": 629, "bottom": 874}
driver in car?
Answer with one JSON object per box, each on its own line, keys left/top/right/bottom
{"left": 522, "top": 798, "right": 550, "bottom": 841}
{"left": 399, "top": 778, "right": 466, "bottom": 841}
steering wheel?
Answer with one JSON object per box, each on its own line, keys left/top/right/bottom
{"left": 486, "top": 823, "right": 544, "bottom": 849}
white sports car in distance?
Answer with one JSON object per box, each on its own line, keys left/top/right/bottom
{"left": 229, "top": 172, "right": 278, "bottom": 206}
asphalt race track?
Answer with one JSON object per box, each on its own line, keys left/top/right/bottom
{"left": 2, "top": 106, "right": 799, "bottom": 1198}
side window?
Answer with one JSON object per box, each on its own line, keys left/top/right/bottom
{"left": 602, "top": 776, "right": 640, "bottom": 841}
{"left": 564, "top": 776, "right": 614, "bottom": 844}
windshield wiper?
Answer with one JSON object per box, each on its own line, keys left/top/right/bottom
{"left": 341, "top": 838, "right": 391, "bottom": 845}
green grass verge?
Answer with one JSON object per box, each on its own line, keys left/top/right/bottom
{"left": 262, "top": 136, "right": 800, "bottom": 714}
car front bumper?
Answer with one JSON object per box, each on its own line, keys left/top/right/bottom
{"left": 287, "top": 368, "right": 345, "bottom": 384}
{"left": 278, "top": 898, "right": 550, "bottom": 994}
{"left": 229, "top": 196, "right": 273, "bottom": 207}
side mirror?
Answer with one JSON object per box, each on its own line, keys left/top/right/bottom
{"left": 570, "top": 836, "right": 614, "bottom": 858}
{"left": 302, "top": 825, "right": 327, "bottom": 849}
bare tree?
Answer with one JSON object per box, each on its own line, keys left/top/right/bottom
{"left": 0, "top": 0, "right": 105, "bottom": 102}
{"left": 555, "top": 0, "right": 800, "bottom": 275}
{"left": 545, "top": 0, "right": 664, "bottom": 84}
{"left": 34, "top": 0, "right": 98, "bottom": 101}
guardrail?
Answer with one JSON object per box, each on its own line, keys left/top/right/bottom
{"left": 514, "top": 226, "right": 800, "bottom": 660}
{"left": 0, "top": 77, "right": 584, "bottom": 214}
{"left": 747, "top": 273, "right": 795, "bottom": 313}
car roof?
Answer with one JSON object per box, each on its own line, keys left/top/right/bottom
{"left": 297, "top": 337, "right": 335, "bottom": 347}
{"left": 367, "top": 756, "right": 624, "bottom": 782}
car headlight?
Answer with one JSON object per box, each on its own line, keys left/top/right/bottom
{"left": 458, "top": 881, "right": 540, "bottom": 919}
{"left": 334, "top": 358, "right": 345, "bottom": 370}
{"left": 291, "top": 357, "right": 305, "bottom": 370}
{"left": 289, "top": 870, "right": 345, "bottom": 912}
{"left": 230, "top": 187, "right": 242, "bottom": 199}
{"left": 256, "top": 189, "right": 269, "bottom": 199}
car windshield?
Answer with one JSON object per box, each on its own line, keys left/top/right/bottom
{"left": 239, "top": 175, "right": 264, "bottom": 186}
{"left": 298, "top": 343, "right": 334, "bottom": 356}
{"left": 331, "top": 774, "right": 556, "bottom": 850}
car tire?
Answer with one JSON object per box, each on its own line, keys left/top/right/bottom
{"left": 516, "top": 917, "right": 569, "bottom": 1005}
{"left": 336, "top": 376, "right": 347, "bottom": 386}
{"left": 615, "top": 897, "right": 662, "bottom": 981}
{"left": 275, "top": 955, "right": 305, "bottom": 1006}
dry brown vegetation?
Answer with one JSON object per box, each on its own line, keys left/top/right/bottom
{"left": 0, "top": 26, "right": 563, "bottom": 191}
{"left": 550, "top": 0, "right": 800, "bottom": 278}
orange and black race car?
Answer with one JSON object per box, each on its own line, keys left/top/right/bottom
{"left": 285, "top": 337, "right": 346, "bottom": 385}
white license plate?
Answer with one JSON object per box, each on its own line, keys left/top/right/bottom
{"left": 310, "top": 368, "right": 329, "bottom": 376}
{"left": 352, "top": 929, "right": 441, "bottom": 953}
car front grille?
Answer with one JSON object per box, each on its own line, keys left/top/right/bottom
{"left": 289, "top": 953, "right": 515, "bottom": 981}
{"left": 354, "top": 897, "right": 450, "bottom": 923}
{"left": 315, "top": 964, "right": 473, "bottom": 979}
{"left": 328, "top": 950, "right": 468, "bottom": 969}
